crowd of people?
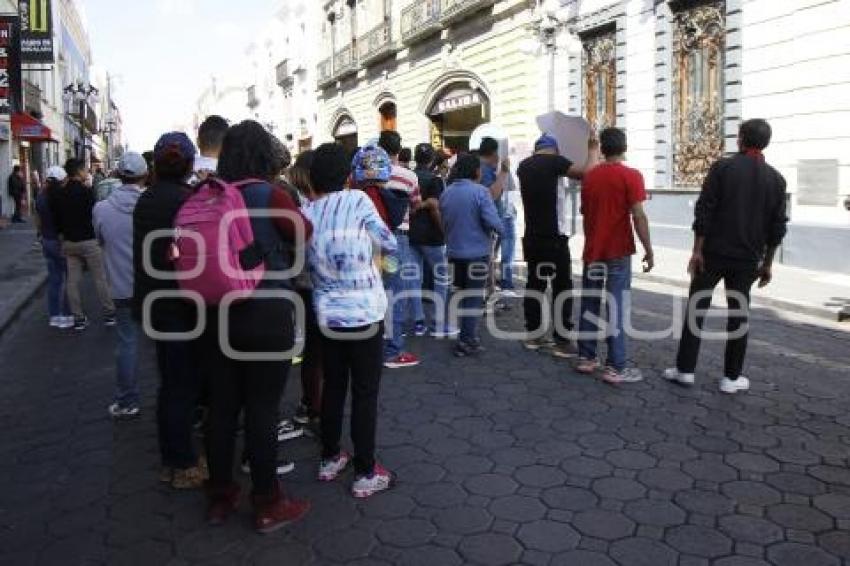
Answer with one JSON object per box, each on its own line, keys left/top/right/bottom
{"left": 26, "top": 114, "right": 787, "bottom": 533}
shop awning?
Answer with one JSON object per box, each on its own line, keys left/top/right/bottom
{"left": 11, "top": 112, "right": 57, "bottom": 143}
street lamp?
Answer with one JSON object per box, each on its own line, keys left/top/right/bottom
{"left": 523, "top": 0, "right": 573, "bottom": 111}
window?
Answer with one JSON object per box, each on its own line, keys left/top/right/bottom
{"left": 672, "top": 1, "right": 725, "bottom": 186}
{"left": 582, "top": 29, "right": 617, "bottom": 132}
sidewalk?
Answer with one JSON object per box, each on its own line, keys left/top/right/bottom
{"left": 560, "top": 235, "right": 850, "bottom": 322}
{"left": 0, "top": 221, "right": 46, "bottom": 335}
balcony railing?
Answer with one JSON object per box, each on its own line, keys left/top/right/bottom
{"left": 358, "top": 20, "right": 395, "bottom": 66}
{"left": 317, "top": 58, "right": 333, "bottom": 87}
{"left": 333, "top": 44, "right": 358, "bottom": 79}
{"left": 401, "top": 0, "right": 442, "bottom": 45}
{"left": 440, "top": 0, "right": 498, "bottom": 25}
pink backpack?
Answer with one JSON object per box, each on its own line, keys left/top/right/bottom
{"left": 172, "top": 178, "right": 265, "bottom": 304}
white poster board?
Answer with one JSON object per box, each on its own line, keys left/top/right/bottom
{"left": 535, "top": 112, "right": 592, "bottom": 166}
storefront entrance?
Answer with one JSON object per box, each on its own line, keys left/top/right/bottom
{"left": 428, "top": 85, "right": 489, "bottom": 153}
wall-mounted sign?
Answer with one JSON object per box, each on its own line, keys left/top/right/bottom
{"left": 430, "top": 88, "right": 484, "bottom": 116}
{"left": 0, "top": 16, "right": 23, "bottom": 116}
{"left": 19, "top": 0, "right": 55, "bottom": 64}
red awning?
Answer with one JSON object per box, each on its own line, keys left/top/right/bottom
{"left": 11, "top": 112, "right": 57, "bottom": 143}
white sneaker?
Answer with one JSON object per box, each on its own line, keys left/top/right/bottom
{"left": 663, "top": 368, "right": 695, "bottom": 385}
{"left": 720, "top": 376, "right": 750, "bottom": 394}
{"left": 352, "top": 463, "right": 393, "bottom": 499}
{"left": 49, "top": 316, "right": 62, "bottom": 328}
{"left": 318, "top": 451, "right": 351, "bottom": 482}
{"left": 59, "top": 316, "right": 75, "bottom": 329}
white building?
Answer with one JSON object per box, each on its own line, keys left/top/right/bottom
{"left": 314, "top": 0, "right": 850, "bottom": 273}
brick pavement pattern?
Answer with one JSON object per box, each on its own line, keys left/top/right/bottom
{"left": 1, "top": 282, "right": 849, "bottom": 566}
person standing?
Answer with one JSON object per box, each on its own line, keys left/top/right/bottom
{"left": 516, "top": 134, "right": 598, "bottom": 357}
{"left": 8, "top": 165, "right": 26, "bottom": 223}
{"left": 408, "top": 143, "right": 457, "bottom": 338}
{"left": 378, "top": 130, "right": 421, "bottom": 369}
{"left": 50, "top": 158, "right": 116, "bottom": 330}
{"left": 664, "top": 119, "right": 788, "bottom": 394}
{"left": 575, "top": 128, "right": 653, "bottom": 384}
{"left": 440, "top": 154, "right": 505, "bottom": 357}
{"left": 305, "top": 143, "right": 397, "bottom": 498}
{"left": 94, "top": 152, "right": 148, "bottom": 419}
{"left": 35, "top": 167, "right": 72, "bottom": 328}
{"left": 191, "top": 115, "right": 229, "bottom": 184}
{"left": 202, "top": 121, "right": 312, "bottom": 532}
{"left": 132, "top": 133, "right": 206, "bottom": 490}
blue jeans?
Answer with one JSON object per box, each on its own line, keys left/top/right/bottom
{"left": 410, "top": 243, "right": 451, "bottom": 331}
{"left": 114, "top": 303, "right": 140, "bottom": 408}
{"left": 384, "top": 233, "right": 416, "bottom": 360}
{"left": 496, "top": 216, "right": 516, "bottom": 289}
{"left": 42, "top": 238, "right": 69, "bottom": 318}
{"left": 450, "top": 257, "right": 490, "bottom": 345}
{"left": 578, "top": 257, "right": 632, "bottom": 371}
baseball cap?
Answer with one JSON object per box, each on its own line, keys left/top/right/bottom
{"left": 117, "top": 152, "right": 148, "bottom": 178}
{"left": 154, "top": 132, "right": 197, "bottom": 161}
{"left": 45, "top": 165, "right": 67, "bottom": 182}
{"left": 351, "top": 145, "right": 392, "bottom": 185}
{"left": 534, "top": 134, "right": 559, "bottom": 153}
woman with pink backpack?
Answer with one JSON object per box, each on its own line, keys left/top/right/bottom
{"left": 194, "top": 121, "right": 314, "bottom": 533}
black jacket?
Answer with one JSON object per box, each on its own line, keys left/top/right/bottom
{"left": 49, "top": 180, "right": 97, "bottom": 242}
{"left": 132, "top": 180, "right": 195, "bottom": 331}
{"left": 693, "top": 153, "right": 788, "bottom": 266}
{"left": 7, "top": 174, "right": 24, "bottom": 198}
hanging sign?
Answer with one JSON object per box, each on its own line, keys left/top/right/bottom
{"left": 19, "top": 0, "right": 55, "bottom": 64}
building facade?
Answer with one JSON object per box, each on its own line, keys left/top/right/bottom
{"left": 314, "top": 0, "right": 850, "bottom": 273}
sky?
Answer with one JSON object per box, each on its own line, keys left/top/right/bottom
{"left": 80, "top": 0, "right": 276, "bottom": 151}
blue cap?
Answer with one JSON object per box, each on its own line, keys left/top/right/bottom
{"left": 154, "top": 132, "right": 197, "bottom": 161}
{"left": 534, "top": 134, "right": 559, "bottom": 153}
{"left": 352, "top": 145, "right": 392, "bottom": 185}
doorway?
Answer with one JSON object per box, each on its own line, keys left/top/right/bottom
{"left": 428, "top": 85, "right": 489, "bottom": 153}
{"left": 332, "top": 115, "right": 359, "bottom": 156}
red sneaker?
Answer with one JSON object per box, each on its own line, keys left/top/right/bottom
{"left": 352, "top": 463, "right": 394, "bottom": 499}
{"left": 253, "top": 488, "right": 311, "bottom": 534}
{"left": 206, "top": 483, "right": 241, "bottom": 526}
{"left": 384, "top": 352, "right": 421, "bottom": 369}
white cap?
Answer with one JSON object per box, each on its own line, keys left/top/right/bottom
{"left": 45, "top": 166, "right": 67, "bottom": 182}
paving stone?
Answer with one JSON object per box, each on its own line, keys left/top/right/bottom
{"left": 813, "top": 493, "right": 850, "bottom": 519}
{"left": 443, "top": 454, "right": 494, "bottom": 476}
{"left": 767, "top": 503, "right": 834, "bottom": 532}
{"left": 515, "top": 465, "right": 567, "bottom": 488}
{"left": 560, "top": 456, "right": 613, "bottom": 478}
{"left": 247, "top": 541, "right": 312, "bottom": 566}
{"left": 579, "top": 433, "right": 625, "bottom": 452}
{"left": 516, "top": 519, "right": 580, "bottom": 553}
{"left": 682, "top": 459, "right": 739, "bottom": 483}
{"left": 458, "top": 533, "right": 522, "bottom": 566}
{"left": 810, "top": 465, "right": 850, "bottom": 487}
{"left": 649, "top": 442, "right": 699, "bottom": 462}
{"left": 718, "top": 514, "right": 783, "bottom": 545}
{"left": 573, "top": 509, "right": 635, "bottom": 540}
{"left": 608, "top": 537, "right": 677, "bottom": 566}
{"left": 714, "top": 557, "right": 772, "bottom": 566}
{"left": 433, "top": 506, "right": 493, "bottom": 535}
{"left": 725, "top": 453, "right": 781, "bottom": 473}
{"left": 637, "top": 468, "right": 694, "bottom": 492}
{"left": 592, "top": 477, "right": 646, "bottom": 501}
{"left": 675, "top": 490, "right": 735, "bottom": 516}
{"left": 314, "top": 529, "right": 375, "bottom": 562}
{"left": 491, "top": 447, "right": 539, "bottom": 467}
{"left": 666, "top": 524, "right": 732, "bottom": 558}
{"left": 818, "top": 531, "right": 850, "bottom": 560}
{"left": 766, "top": 542, "right": 840, "bottom": 566}
{"left": 412, "top": 482, "right": 467, "bottom": 508}
{"left": 622, "top": 499, "right": 686, "bottom": 527}
{"left": 376, "top": 518, "right": 437, "bottom": 548}
{"left": 720, "top": 480, "right": 782, "bottom": 506}
{"left": 605, "top": 449, "right": 657, "bottom": 470}
{"left": 551, "top": 550, "right": 617, "bottom": 566}
{"left": 464, "top": 474, "right": 518, "bottom": 497}
{"left": 489, "top": 495, "right": 547, "bottom": 523}
{"left": 360, "top": 493, "right": 416, "bottom": 519}
{"left": 392, "top": 544, "right": 463, "bottom": 566}
{"left": 765, "top": 472, "right": 827, "bottom": 495}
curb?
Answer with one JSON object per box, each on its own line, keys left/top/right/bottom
{"left": 633, "top": 272, "right": 844, "bottom": 323}
{"left": 0, "top": 270, "right": 47, "bottom": 337}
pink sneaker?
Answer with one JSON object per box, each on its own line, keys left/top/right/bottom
{"left": 575, "top": 358, "right": 600, "bottom": 375}
{"left": 318, "top": 451, "right": 351, "bottom": 482}
{"left": 352, "top": 463, "right": 394, "bottom": 499}
{"left": 384, "top": 352, "right": 421, "bottom": 369}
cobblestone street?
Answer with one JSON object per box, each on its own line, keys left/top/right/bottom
{"left": 1, "top": 281, "right": 849, "bottom": 566}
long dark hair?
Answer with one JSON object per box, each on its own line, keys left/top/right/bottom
{"left": 217, "top": 120, "right": 287, "bottom": 182}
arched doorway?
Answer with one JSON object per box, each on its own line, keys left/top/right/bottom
{"left": 332, "top": 114, "right": 358, "bottom": 155}
{"left": 426, "top": 83, "right": 490, "bottom": 153}
{"left": 378, "top": 100, "right": 397, "bottom": 132}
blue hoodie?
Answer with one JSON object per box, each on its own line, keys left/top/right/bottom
{"left": 93, "top": 184, "right": 143, "bottom": 300}
{"left": 439, "top": 178, "right": 505, "bottom": 260}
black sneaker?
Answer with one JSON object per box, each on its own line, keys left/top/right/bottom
{"left": 103, "top": 312, "right": 117, "bottom": 327}
{"left": 277, "top": 419, "right": 305, "bottom": 442}
{"left": 454, "top": 341, "right": 485, "bottom": 358}
{"left": 293, "top": 404, "right": 311, "bottom": 426}
{"left": 241, "top": 457, "right": 295, "bottom": 476}
{"left": 73, "top": 316, "right": 89, "bottom": 331}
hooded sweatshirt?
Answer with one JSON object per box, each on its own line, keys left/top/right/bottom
{"left": 93, "top": 184, "right": 143, "bottom": 300}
